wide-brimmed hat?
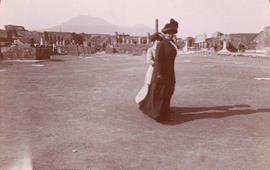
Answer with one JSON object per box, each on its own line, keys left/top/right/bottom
{"left": 150, "top": 32, "right": 164, "bottom": 41}
{"left": 162, "top": 18, "right": 178, "bottom": 34}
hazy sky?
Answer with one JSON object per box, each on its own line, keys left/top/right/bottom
{"left": 0, "top": 0, "right": 269, "bottom": 37}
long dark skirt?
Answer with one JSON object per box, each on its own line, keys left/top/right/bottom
{"left": 139, "top": 81, "right": 175, "bottom": 121}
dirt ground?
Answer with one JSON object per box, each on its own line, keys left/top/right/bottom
{"left": 1, "top": 53, "right": 270, "bottom": 170}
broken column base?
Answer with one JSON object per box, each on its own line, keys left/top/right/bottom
{"left": 218, "top": 49, "right": 231, "bottom": 55}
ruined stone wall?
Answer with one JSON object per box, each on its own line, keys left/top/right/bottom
{"left": 64, "top": 45, "right": 94, "bottom": 56}
{"left": 115, "top": 44, "right": 151, "bottom": 55}
{"left": 0, "top": 29, "right": 7, "bottom": 39}
{"left": 0, "top": 43, "right": 51, "bottom": 60}
{"left": 226, "top": 33, "right": 258, "bottom": 50}
{"left": 1, "top": 46, "right": 36, "bottom": 59}
{"left": 5, "top": 25, "right": 27, "bottom": 32}
{"left": 254, "top": 27, "right": 270, "bottom": 52}
{"left": 16, "top": 31, "right": 43, "bottom": 44}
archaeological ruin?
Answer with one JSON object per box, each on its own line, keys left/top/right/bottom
{"left": 0, "top": 23, "right": 270, "bottom": 60}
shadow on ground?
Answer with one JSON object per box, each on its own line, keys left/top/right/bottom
{"left": 163, "top": 105, "right": 270, "bottom": 125}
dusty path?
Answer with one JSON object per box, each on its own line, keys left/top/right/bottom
{"left": 1, "top": 54, "right": 270, "bottom": 170}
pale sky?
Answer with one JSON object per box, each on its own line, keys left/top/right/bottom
{"left": 0, "top": 0, "right": 269, "bottom": 37}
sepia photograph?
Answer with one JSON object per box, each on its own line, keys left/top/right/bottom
{"left": 0, "top": 0, "right": 270, "bottom": 169}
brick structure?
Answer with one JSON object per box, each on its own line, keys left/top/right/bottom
{"left": 195, "top": 34, "right": 208, "bottom": 49}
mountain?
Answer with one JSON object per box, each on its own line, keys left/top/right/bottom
{"left": 41, "top": 15, "right": 154, "bottom": 36}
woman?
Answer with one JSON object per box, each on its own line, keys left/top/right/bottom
{"left": 135, "top": 32, "right": 164, "bottom": 104}
{"left": 139, "top": 19, "right": 178, "bottom": 122}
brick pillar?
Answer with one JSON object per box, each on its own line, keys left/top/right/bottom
{"left": 122, "top": 37, "right": 125, "bottom": 44}
{"left": 155, "top": 19, "right": 158, "bottom": 33}
{"left": 115, "top": 32, "right": 118, "bottom": 44}
{"left": 147, "top": 32, "right": 150, "bottom": 44}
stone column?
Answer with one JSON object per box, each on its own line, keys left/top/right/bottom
{"left": 53, "top": 43, "right": 56, "bottom": 53}
{"left": 138, "top": 37, "right": 141, "bottom": 44}
{"left": 122, "top": 37, "right": 125, "bottom": 44}
{"left": 147, "top": 32, "right": 150, "bottom": 44}
{"left": 115, "top": 32, "right": 118, "bottom": 44}
{"left": 218, "top": 36, "right": 230, "bottom": 54}
{"left": 57, "top": 47, "right": 61, "bottom": 54}
{"left": 83, "top": 41, "right": 88, "bottom": 47}
{"left": 183, "top": 40, "right": 188, "bottom": 52}
{"left": 222, "top": 40, "right": 227, "bottom": 50}
{"left": 155, "top": 19, "right": 158, "bottom": 33}
{"left": 40, "top": 38, "right": 44, "bottom": 46}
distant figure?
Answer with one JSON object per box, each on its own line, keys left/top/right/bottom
{"left": 139, "top": 19, "right": 178, "bottom": 122}
{"left": 135, "top": 32, "right": 164, "bottom": 104}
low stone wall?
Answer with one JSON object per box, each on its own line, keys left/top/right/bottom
{"left": 56, "top": 44, "right": 151, "bottom": 56}
{"left": 65, "top": 45, "right": 95, "bottom": 56}
{"left": 1, "top": 46, "right": 36, "bottom": 59}
{"left": 180, "top": 49, "right": 270, "bottom": 58}
{"left": 0, "top": 46, "right": 51, "bottom": 60}
{"left": 115, "top": 44, "right": 151, "bottom": 56}
{"left": 105, "top": 47, "right": 117, "bottom": 54}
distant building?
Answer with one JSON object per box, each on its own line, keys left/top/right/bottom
{"left": 176, "top": 38, "right": 185, "bottom": 50}
{"left": 114, "top": 32, "right": 148, "bottom": 45}
{"left": 195, "top": 34, "right": 207, "bottom": 49}
{"left": 183, "top": 37, "right": 196, "bottom": 51}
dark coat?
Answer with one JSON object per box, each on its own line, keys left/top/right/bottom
{"left": 152, "top": 39, "right": 177, "bottom": 84}
{"left": 139, "top": 39, "right": 177, "bottom": 121}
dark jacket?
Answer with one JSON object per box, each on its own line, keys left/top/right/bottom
{"left": 152, "top": 39, "right": 177, "bottom": 84}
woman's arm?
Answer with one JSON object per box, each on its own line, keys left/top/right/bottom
{"left": 146, "top": 48, "right": 155, "bottom": 65}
